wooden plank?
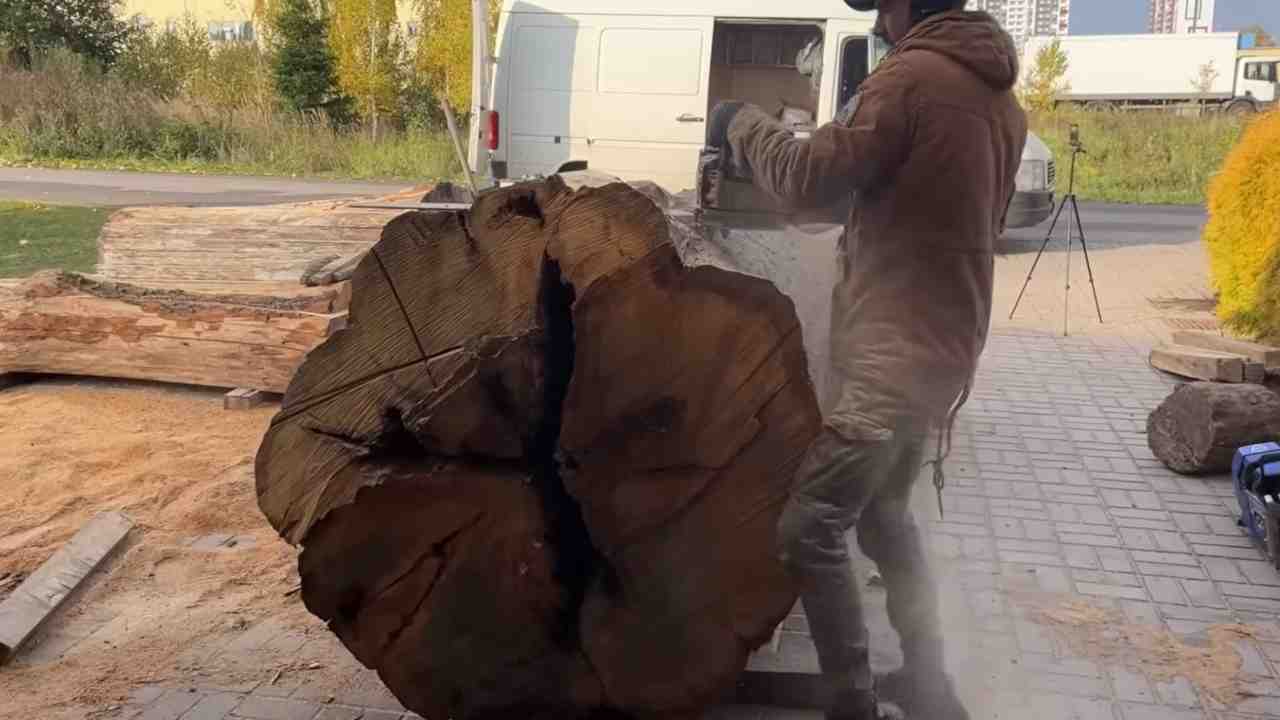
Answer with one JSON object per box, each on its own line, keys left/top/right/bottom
{"left": 1150, "top": 346, "right": 1245, "bottom": 382}
{"left": 224, "top": 387, "right": 267, "bottom": 410}
{"left": 0, "top": 511, "right": 134, "bottom": 665}
{"left": 1172, "top": 330, "right": 1280, "bottom": 367}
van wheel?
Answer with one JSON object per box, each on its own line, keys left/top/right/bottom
{"left": 1227, "top": 100, "right": 1257, "bottom": 116}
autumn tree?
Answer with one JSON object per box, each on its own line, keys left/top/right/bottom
{"left": 1019, "top": 38, "right": 1070, "bottom": 113}
{"left": 412, "top": 0, "right": 499, "bottom": 113}
{"left": 1242, "top": 24, "right": 1276, "bottom": 48}
{"left": 329, "top": 0, "right": 402, "bottom": 135}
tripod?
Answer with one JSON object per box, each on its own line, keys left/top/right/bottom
{"left": 1008, "top": 132, "right": 1104, "bottom": 336}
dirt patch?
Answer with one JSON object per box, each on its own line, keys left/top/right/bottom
{"left": 0, "top": 379, "right": 321, "bottom": 717}
{"left": 1035, "top": 599, "right": 1270, "bottom": 706}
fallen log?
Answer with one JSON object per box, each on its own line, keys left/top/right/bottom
{"left": 0, "top": 271, "right": 344, "bottom": 393}
{"left": 255, "top": 177, "right": 822, "bottom": 719}
{"left": 1148, "top": 381, "right": 1280, "bottom": 474}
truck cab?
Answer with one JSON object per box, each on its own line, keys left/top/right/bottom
{"left": 476, "top": 0, "right": 1054, "bottom": 228}
{"left": 1234, "top": 52, "right": 1280, "bottom": 111}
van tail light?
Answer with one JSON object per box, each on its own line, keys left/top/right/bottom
{"left": 486, "top": 111, "right": 500, "bottom": 151}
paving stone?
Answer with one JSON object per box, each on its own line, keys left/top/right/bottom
{"left": 1109, "top": 668, "right": 1154, "bottom": 703}
{"left": 1201, "top": 557, "right": 1246, "bottom": 583}
{"left": 1154, "top": 676, "right": 1199, "bottom": 707}
{"left": 1118, "top": 702, "right": 1206, "bottom": 720}
{"left": 139, "top": 689, "right": 202, "bottom": 720}
{"left": 228, "top": 696, "right": 319, "bottom": 720}
{"left": 1076, "top": 582, "right": 1148, "bottom": 601}
{"left": 1236, "top": 639, "right": 1272, "bottom": 677}
{"left": 1097, "top": 548, "right": 1134, "bottom": 573}
{"left": 1145, "top": 576, "right": 1188, "bottom": 605}
{"left": 1179, "top": 580, "right": 1226, "bottom": 608}
{"left": 312, "top": 709, "right": 364, "bottom": 720}
{"left": 1064, "top": 545, "right": 1101, "bottom": 570}
{"left": 1236, "top": 560, "right": 1280, "bottom": 587}
{"left": 182, "top": 692, "right": 243, "bottom": 720}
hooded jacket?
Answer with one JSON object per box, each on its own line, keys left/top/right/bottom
{"left": 726, "top": 10, "right": 1027, "bottom": 435}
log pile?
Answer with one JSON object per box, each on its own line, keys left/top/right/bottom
{"left": 255, "top": 177, "right": 823, "bottom": 719}
{"left": 0, "top": 271, "right": 345, "bottom": 393}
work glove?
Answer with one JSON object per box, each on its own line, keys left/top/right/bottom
{"left": 706, "top": 101, "right": 749, "bottom": 178}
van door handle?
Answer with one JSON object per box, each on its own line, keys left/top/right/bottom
{"left": 676, "top": 113, "right": 705, "bottom": 123}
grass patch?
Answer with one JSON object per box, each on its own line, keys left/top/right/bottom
{"left": 0, "top": 203, "right": 106, "bottom": 278}
{"left": 1031, "top": 109, "right": 1246, "bottom": 205}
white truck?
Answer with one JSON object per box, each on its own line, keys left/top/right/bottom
{"left": 1023, "top": 33, "right": 1280, "bottom": 114}
{"left": 468, "top": 0, "right": 1057, "bottom": 228}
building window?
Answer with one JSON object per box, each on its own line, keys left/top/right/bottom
{"left": 208, "top": 20, "right": 254, "bottom": 42}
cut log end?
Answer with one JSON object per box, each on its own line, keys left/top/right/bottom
{"left": 1148, "top": 381, "right": 1280, "bottom": 475}
{"left": 255, "top": 177, "right": 821, "bottom": 719}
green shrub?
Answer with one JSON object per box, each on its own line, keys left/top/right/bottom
{"left": 1203, "top": 109, "right": 1280, "bottom": 339}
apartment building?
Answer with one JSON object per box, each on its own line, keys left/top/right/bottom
{"left": 967, "top": 0, "right": 1070, "bottom": 48}
{"left": 1149, "top": 0, "right": 1216, "bottom": 34}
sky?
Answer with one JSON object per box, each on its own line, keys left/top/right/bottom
{"left": 1070, "top": 0, "right": 1280, "bottom": 35}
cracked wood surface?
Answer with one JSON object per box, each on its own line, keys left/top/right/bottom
{"left": 255, "top": 177, "right": 822, "bottom": 719}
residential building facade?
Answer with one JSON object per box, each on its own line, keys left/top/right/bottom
{"left": 967, "top": 0, "right": 1070, "bottom": 48}
{"left": 1149, "top": 0, "right": 1216, "bottom": 34}
{"left": 118, "top": 0, "right": 417, "bottom": 41}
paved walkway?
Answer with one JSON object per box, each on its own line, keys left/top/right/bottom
{"left": 50, "top": 202, "right": 1280, "bottom": 720}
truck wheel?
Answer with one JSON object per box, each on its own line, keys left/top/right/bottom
{"left": 1227, "top": 100, "right": 1257, "bottom": 116}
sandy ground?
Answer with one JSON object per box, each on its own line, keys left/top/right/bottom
{"left": 0, "top": 378, "right": 332, "bottom": 718}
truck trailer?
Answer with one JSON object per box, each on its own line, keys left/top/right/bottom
{"left": 1023, "top": 33, "right": 1279, "bottom": 113}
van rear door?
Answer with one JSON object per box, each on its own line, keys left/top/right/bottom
{"left": 588, "top": 16, "right": 715, "bottom": 191}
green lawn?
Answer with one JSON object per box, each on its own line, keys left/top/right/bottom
{"left": 0, "top": 202, "right": 105, "bottom": 278}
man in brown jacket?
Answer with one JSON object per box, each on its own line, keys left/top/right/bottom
{"left": 707, "top": 1, "right": 1027, "bottom": 718}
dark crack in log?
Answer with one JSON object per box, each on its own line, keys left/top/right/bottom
{"left": 255, "top": 176, "right": 822, "bottom": 719}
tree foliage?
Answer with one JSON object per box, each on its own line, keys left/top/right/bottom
{"left": 1020, "top": 38, "right": 1069, "bottom": 113}
{"left": 1242, "top": 24, "right": 1276, "bottom": 48}
{"left": 1204, "top": 109, "right": 1280, "bottom": 340}
{"left": 114, "top": 18, "right": 212, "bottom": 100}
{"left": 328, "top": 0, "right": 402, "bottom": 131}
{"left": 412, "top": 0, "right": 499, "bottom": 112}
{"left": 0, "top": 0, "right": 131, "bottom": 67}
{"left": 270, "top": 0, "right": 351, "bottom": 122}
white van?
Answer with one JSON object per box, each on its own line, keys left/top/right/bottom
{"left": 473, "top": 0, "right": 1055, "bottom": 228}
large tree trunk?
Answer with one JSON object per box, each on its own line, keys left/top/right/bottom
{"left": 255, "top": 177, "right": 822, "bottom": 719}
{"left": 0, "top": 271, "right": 344, "bottom": 392}
{"left": 1148, "top": 381, "right": 1280, "bottom": 475}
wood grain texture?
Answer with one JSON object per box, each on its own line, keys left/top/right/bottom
{"left": 0, "top": 272, "right": 341, "bottom": 392}
{"left": 1148, "top": 382, "right": 1280, "bottom": 474}
{"left": 0, "top": 511, "right": 133, "bottom": 664}
{"left": 255, "top": 177, "right": 822, "bottom": 719}
{"left": 1150, "top": 346, "right": 1245, "bottom": 382}
{"left": 1173, "top": 330, "right": 1280, "bottom": 367}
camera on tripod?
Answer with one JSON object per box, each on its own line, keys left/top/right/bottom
{"left": 1068, "top": 124, "right": 1085, "bottom": 154}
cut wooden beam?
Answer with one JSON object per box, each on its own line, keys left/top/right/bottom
{"left": 1150, "top": 346, "right": 1245, "bottom": 382}
{"left": 0, "top": 272, "right": 342, "bottom": 393}
{"left": 224, "top": 387, "right": 268, "bottom": 410}
{"left": 0, "top": 511, "right": 134, "bottom": 665}
{"left": 1173, "top": 330, "right": 1280, "bottom": 367}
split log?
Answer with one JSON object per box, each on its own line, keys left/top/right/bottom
{"left": 1173, "top": 330, "right": 1280, "bottom": 368}
{"left": 0, "top": 271, "right": 344, "bottom": 392}
{"left": 255, "top": 177, "right": 822, "bottom": 719}
{"left": 1148, "top": 381, "right": 1280, "bottom": 474}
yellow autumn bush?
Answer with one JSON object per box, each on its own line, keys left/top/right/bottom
{"left": 1203, "top": 109, "right": 1280, "bottom": 339}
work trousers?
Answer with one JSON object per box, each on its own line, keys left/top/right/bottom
{"left": 776, "top": 415, "right": 942, "bottom": 691}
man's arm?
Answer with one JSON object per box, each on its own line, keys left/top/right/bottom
{"left": 725, "top": 64, "right": 915, "bottom": 211}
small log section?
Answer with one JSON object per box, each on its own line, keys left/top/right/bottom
{"left": 0, "top": 272, "right": 345, "bottom": 393}
{"left": 255, "top": 177, "right": 822, "bottom": 719}
{"left": 1148, "top": 382, "right": 1280, "bottom": 475}
{"left": 1173, "top": 330, "right": 1280, "bottom": 368}
{"left": 1150, "top": 346, "right": 1246, "bottom": 382}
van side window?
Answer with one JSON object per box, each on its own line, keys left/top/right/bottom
{"left": 839, "top": 37, "right": 870, "bottom": 109}
{"left": 599, "top": 29, "right": 703, "bottom": 95}
{"left": 1246, "top": 63, "right": 1260, "bottom": 81}
{"left": 1266, "top": 63, "right": 1278, "bottom": 82}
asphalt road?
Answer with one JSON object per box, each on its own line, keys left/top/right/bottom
{"left": 0, "top": 168, "right": 409, "bottom": 207}
{"left": 1000, "top": 199, "right": 1206, "bottom": 252}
